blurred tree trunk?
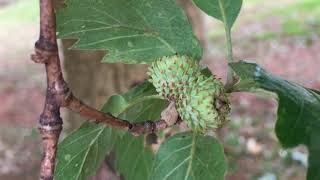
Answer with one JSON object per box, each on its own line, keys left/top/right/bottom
{"left": 61, "top": 41, "right": 147, "bottom": 130}
{"left": 177, "top": 0, "right": 206, "bottom": 55}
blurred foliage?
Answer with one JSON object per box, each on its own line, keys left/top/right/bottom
{"left": 209, "top": 0, "right": 320, "bottom": 41}
{"left": 0, "top": 0, "right": 38, "bottom": 25}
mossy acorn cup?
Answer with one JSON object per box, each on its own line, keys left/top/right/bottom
{"left": 148, "top": 55, "right": 230, "bottom": 133}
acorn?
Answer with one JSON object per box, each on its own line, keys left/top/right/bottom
{"left": 148, "top": 55, "right": 230, "bottom": 132}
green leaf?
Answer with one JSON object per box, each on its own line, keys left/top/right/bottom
{"left": 55, "top": 82, "right": 168, "bottom": 180}
{"left": 108, "top": 82, "right": 167, "bottom": 180}
{"left": 104, "top": 82, "right": 167, "bottom": 124}
{"left": 150, "top": 132, "right": 227, "bottom": 180}
{"left": 114, "top": 133, "right": 154, "bottom": 180}
{"left": 56, "top": 0, "right": 202, "bottom": 64}
{"left": 54, "top": 123, "right": 118, "bottom": 180}
{"left": 230, "top": 61, "right": 320, "bottom": 180}
{"left": 192, "top": 0, "right": 242, "bottom": 29}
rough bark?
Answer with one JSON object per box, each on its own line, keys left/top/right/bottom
{"left": 32, "top": 0, "right": 65, "bottom": 179}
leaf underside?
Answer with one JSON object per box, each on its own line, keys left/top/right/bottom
{"left": 56, "top": 0, "right": 202, "bottom": 64}
{"left": 192, "top": 0, "right": 242, "bottom": 29}
{"left": 150, "top": 132, "right": 227, "bottom": 180}
{"left": 55, "top": 82, "right": 168, "bottom": 180}
{"left": 230, "top": 61, "right": 320, "bottom": 180}
{"left": 115, "top": 133, "right": 154, "bottom": 180}
{"left": 54, "top": 123, "right": 117, "bottom": 180}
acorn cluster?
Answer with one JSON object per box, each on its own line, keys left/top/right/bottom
{"left": 148, "top": 55, "right": 230, "bottom": 132}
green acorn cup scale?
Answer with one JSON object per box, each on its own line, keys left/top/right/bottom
{"left": 148, "top": 55, "right": 230, "bottom": 133}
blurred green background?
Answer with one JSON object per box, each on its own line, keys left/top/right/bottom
{"left": 0, "top": 0, "right": 319, "bottom": 179}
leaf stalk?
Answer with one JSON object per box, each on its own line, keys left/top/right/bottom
{"left": 218, "top": 0, "right": 235, "bottom": 89}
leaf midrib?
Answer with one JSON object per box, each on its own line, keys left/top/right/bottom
{"left": 184, "top": 133, "right": 197, "bottom": 180}
{"left": 218, "top": 0, "right": 227, "bottom": 26}
{"left": 153, "top": 143, "right": 193, "bottom": 172}
{"left": 75, "top": 127, "right": 105, "bottom": 179}
{"left": 159, "top": 133, "right": 197, "bottom": 180}
{"left": 60, "top": 17, "right": 176, "bottom": 53}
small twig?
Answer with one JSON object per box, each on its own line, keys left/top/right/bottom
{"left": 33, "top": 1, "right": 178, "bottom": 179}
{"left": 63, "top": 93, "right": 177, "bottom": 135}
